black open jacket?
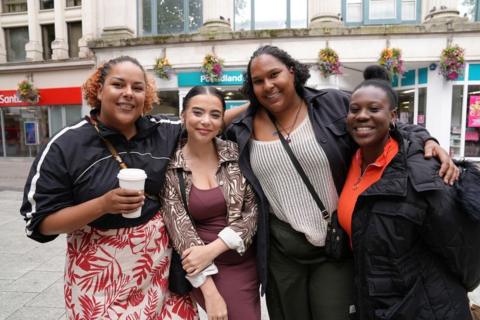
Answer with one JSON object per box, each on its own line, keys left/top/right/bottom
{"left": 225, "top": 87, "right": 432, "bottom": 294}
{"left": 350, "top": 129, "right": 480, "bottom": 319}
{"left": 20, "top": 109, "right": 181, "bottom": 243}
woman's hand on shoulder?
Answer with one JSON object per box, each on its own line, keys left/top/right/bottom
{"left": 424, "top": 140, "right": 460, "bottom": 185}
{"left": 99, "top": 188, "right": 145, "bottom": 215}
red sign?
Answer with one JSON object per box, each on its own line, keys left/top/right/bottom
{"left": 0, "top": 87, "right": 82, "bottom": 107}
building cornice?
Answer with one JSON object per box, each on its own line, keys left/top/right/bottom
{"left": 0, "top": 58, "right": 95, "bottom": 74}
{"left": 88, "top": 21, "right": 480, "bottom": 49}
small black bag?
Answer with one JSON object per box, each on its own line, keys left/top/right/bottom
{"left": 168, "top": 250, "right": 193, "bottom": 295}
{"left": 267, "top": 111, "right": 350, "bottom": 260}
{"left": 167, "top": 170, "right": 195, "bottom": 295}
{"left": 324, "top": 210, "right": 350, "bottom": 260}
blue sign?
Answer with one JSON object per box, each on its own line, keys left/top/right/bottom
{"left": 178, "top": 71, "right": 244, "bottom": 87}
{"left": 24, "top": 121, "right": 39, "bottom": 145}
{"left": 226, "top": 100, "right": 248, "bottom": 110}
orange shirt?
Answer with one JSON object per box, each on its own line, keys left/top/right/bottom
{"left": 338, "top": 138, "right": 399, "bottom": 239}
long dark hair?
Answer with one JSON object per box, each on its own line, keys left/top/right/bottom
{"left": 182, "top": 85, "right": 226, "bottom": 113}
{"left": 241, "top": 45, "right": 310, "bottom": 110}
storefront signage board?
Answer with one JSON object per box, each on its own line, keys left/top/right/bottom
{"left": 0, "top": 87, "right": 82, "bottom": 107}
{"left": 178, "top": 71, "right": 244, "bottom": 87}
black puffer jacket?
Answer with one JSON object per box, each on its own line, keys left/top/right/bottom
{"left": 351, "top": 130, "right": 480, "bottom": 320}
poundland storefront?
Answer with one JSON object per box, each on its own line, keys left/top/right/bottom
{"left": 0, "top": 87, "right": 82, "bottom": 157}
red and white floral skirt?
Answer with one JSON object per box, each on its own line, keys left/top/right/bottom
{"left": 64, "top": 211, "right": 198, "bottom": 320}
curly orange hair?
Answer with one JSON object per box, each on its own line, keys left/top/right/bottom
{"left": 83, "top": 56, "right": 158, "bottom": 114}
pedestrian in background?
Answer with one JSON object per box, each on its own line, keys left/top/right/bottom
{"left": 162, "top": 85, "right": 260, "bottom": 320}
{"left": 225, "top": 45, "right": 459, "bottom": 320}
{"left": 338, "top": 65, "right": 480, "bottom": 319}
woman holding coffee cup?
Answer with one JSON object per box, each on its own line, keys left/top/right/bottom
{"left": 161, "top": 86, "right": 260, "bottom": 320}
{"left": 19, "top": 56, "right": 243, "bottom": 319}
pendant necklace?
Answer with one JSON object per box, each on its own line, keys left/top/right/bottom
{"left": 273, "top": 100, "right": 303, "bottom": 143}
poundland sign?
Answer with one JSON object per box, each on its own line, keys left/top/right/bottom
{"left": 178, "top": 71, "right": 244, "bottom": 87}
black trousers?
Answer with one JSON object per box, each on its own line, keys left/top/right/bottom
{"left": 266, "top": 215, "right": 355, "bottom": 320}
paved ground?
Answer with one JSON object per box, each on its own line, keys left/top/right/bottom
{"left": 0, "top": 157, "right": 479, "bottom": 319}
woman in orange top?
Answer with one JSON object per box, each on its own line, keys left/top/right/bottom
{"left": 338, "top": 65, "right": 480, "bottom": 319}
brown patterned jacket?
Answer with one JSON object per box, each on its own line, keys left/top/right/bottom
{"left": 161, "top": 138, "right": 258, "bottom": 259}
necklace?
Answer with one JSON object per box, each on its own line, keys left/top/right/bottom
{"left": 272, "top": 100, "right": 303, "bottom": 143}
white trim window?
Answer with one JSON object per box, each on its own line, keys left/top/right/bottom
{"left": 346, "top": 0, "right": 363, "bottom": 23}
{"left": 344, "top": 0, "right": 420, "bottom": 24}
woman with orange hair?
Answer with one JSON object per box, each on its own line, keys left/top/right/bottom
{"left": 20, "top": 56, "right": 198, "bottom": 319}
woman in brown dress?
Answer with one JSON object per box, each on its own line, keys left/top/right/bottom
{"left": 161, "top": 85, "right": 260, "bottom": 320}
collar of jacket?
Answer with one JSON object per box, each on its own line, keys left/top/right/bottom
{"left": 232, "top": 86, "right": 329, "bottom": 128}
{"left": 86, "top": 108, "right": 160, "bottom": 140}
{"left": 362, "top": 129, "right": 444, "bottom": 197}
{"left": 168, "top": 137, "right": 239, "bottom": 171}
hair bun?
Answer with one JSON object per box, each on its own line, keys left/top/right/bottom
{"left": 363, "top": 65, "right": 390, "bottom": 82}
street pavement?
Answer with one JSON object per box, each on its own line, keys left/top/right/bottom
{"left": 0, "top": 157, "right": 479, "bottom": 319}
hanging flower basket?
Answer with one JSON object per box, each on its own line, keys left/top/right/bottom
{"left": 318, "top": 48, "right": 342, "bottom": 78}
{"left": 16, "top": 80, "right": 40, "bottom": 104}
{"left": 201, "top": 53, "right": 224, "bottom": 82}
{"left": 378, "top": 48, "right": 404, "bottom": 77}
{"left": 439, "top": 45, "right": 465, "bottom": 81}
{"left": 153, "top": 57, "right": 173, "bottom": 80}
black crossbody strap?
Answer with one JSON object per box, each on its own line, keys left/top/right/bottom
{"left": 88, "top": 115, "right": 161, "bottom": 202}
{"left": 267, "top": 111, "right": 330, "bottom": 220}
{"left": 176, "top": 169, "right": 196, "bottom": 226}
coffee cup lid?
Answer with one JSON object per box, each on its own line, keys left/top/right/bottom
{"left": 117, "top": 168, "right": 147, "bottom": 181}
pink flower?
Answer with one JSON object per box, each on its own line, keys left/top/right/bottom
{"left": 212, "top": 63, "right": 222, "bottom": 75}
{"left": 448, "top": 71, "right": 458, "bottom": 80}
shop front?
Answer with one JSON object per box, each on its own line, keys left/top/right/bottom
{"left": 392, "top": 67, "right": 429, "bottom": 127}
{"left": 0, "top": 87, "right": 82, "bottom": 157}
{"left": 177, "top": 70, "right": 248, "bottom": 112}
{"left": 450, "top": 63, "right": 480, "bottom": 159}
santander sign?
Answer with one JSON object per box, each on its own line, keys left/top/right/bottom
{"left": 0, "top": 93, "right": 22, "bottom": 104}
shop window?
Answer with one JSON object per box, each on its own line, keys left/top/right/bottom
{"left": 465, "top": 85, "right": 480, "bottom": 157}
{"left": 40, "top": 0, "right": 54, "bottom": 10}
{"left": 41, "top": 24, "right": 55, "bottom": 60}
{"left": 66, "top": 0, "right": 82, "bottom": 7}
{"left": 343, "top": 0, "right": 420, "bottom": 24}
{"left": 417, "top": 87, "right": 426, "bottom": 127}
{"left": 140, "top": 0, "right": 202, "bottom": 35}
{"left": 1, "top": 107, "right": 49, "bottom": 157}
{"left": 450, "top": 85, "right": 463, "bottom": 157}
{"left": 224, "top": 89, "right": 248, "bottom": 109}
{"left": 5, "top": 27, "right": 29, "bottom": 62}
{"left": 149, "top": 91, "right": 179, "bottom": 116}
{"left": 67, "top": 21, "right": 82, "bottom": 58}
{"left": 2, "top": 0, "right": 27, "bottom": 13}
{"left": 450, "top": 84, "right": 480, "bottom": 158}
{"left": 233, "top": 0, "right": 307, "bottom": 31}
{"left": 49, "top": 105, "right": 82, "bottom": 135}
{"left": 397, "top": 89, "right": 414, "bottom": 124}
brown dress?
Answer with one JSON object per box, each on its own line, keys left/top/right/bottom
{"left": 188, "top": 184, "right": 260, "bottom": 320}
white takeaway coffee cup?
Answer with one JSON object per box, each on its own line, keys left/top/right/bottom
{"left": 117, "top": 168, "right": 147, "bottom": 218}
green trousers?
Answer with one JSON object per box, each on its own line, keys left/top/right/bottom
{"left": 266, "top": 215, "right": 355, "bottom": 320}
